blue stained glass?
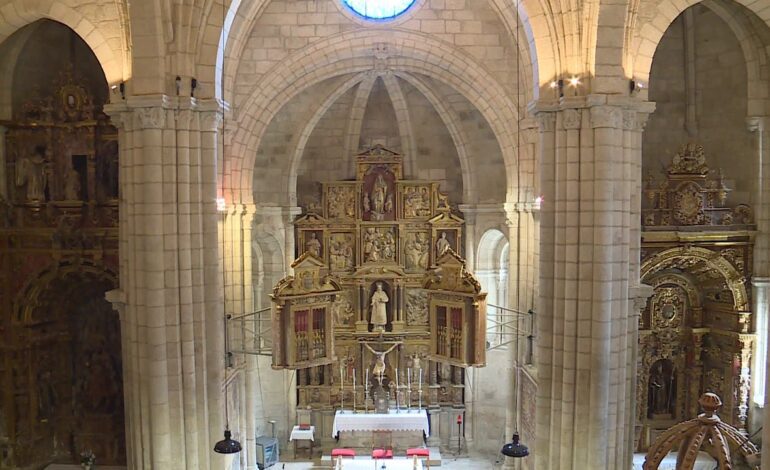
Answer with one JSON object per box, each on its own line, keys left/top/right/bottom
{"left": 342, "top": 0, "right": 417, "bottom": 20}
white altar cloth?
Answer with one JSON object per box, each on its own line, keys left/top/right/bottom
{"left": 289, "top": 425, "right": 315, "bottom": 441}
{"left": 632, "top": 451, "right": 715, "bottom": 470}
{"left": 332, "top": 410, "right": 430, "bottom": 438}
{"left": 330, "top": 459, "right": 422, "bottom": 470}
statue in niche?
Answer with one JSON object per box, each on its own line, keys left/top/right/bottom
{"left": 16, "top": 147, "right": 47, "bottom": 201}
{"left": 305, "top": 232, "right": 321, "bottom": 257}
{"left": 36, "top": 368, "right": 57, "bottom": 421}
{"left": 363, "top": 341, "right": 401, "bottom": 385}
{"left": 405, "top": 187, "right": 432, "bottom": 217}
{"left": 436, "top": 231, "right": 450, "bottom": 256}
{"left": 370, "top": 282, "right": 389, "bottom": 330}
{"left": 404, "top": 233, "right": 429, "bottom": 270}
{"left": 648, "top": 359, "right": 676, "bottom": 418}
{"left": 363, "top": 193, "right": 371, "bottom": 213}
{"left": 370, "top": 174, "right": 389, "bottom": 221}
{"left": 63, "top": 165, "right": 81, "bottom": 200}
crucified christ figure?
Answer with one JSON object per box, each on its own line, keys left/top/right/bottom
{"left": 362, "top": 341, "right": 401, "bottom": 386}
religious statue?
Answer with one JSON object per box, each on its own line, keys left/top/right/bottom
{"left": 370, "top": 174, "right": 389, "bottom": 221}
{"left": 648, "top": 360, "right": 675, "bottom": 418}
{"left": 370, "top": 282, "right": 389, "bottom": 330}
{"left": 330, "top": 234, "right": 354, "bottom": 270}
{"left": 363, "top": 341, "right": 401, "bottom": 385}
{"left": 363, "top": 227, "right": 396, "bottom": 263}
{"left": 333, "top": 295, "right": 355, "bottom": 326}
{"left": 305, "top": 232, "right": 321, "bottom": 257}
{"left": 404, "top": 233, "right": 429, "bottom": 270}
{"left": 63, "top": 165, "right": 81, "bottom": 200}
{"left": 16, "top": 148, "right": 47, "bottom": 201}
{"left": 436, "top": 231, "right": 450, "bottom": 256}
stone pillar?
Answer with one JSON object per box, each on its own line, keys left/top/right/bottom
{"left": 104, "top": 97, "right": 226, "bottom": 470}
{"left": 533, "top": 97, "right": 653, "bottom": 469}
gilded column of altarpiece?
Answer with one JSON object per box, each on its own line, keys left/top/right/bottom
{"left": 271, "top": 146, "right": 486, "bottom": 412}
{"left": 637, "top": 143, "right": 755, "bottom": 450}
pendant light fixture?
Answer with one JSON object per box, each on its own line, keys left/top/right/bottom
{"left": 213, "top": 0, "right": 242, "bottom": 455}
{"left": 500, "top": 0, "right": 530, "bottom": 459}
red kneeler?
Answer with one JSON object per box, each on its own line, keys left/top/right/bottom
{"left": 332, "top": 448, "right": 356, "bottom": 458}
{"left": 407, "top": 448, "right": 430, "bottom": 458}
{"left": 372, "top": 449, "right": 394, "bottom": 459}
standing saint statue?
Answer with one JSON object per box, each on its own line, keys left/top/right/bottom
{"left": 16, "top": 149, "right": 47, "bottom": 201}
{"left": 305, "top": 232, "right": 321, "bottom": 257}
{"left": 370, "top": 282, "right": 389, "bottom": 330}
{"left": 436, "top": 231, "right": 450, "bottom": 256}
{"left": 370, "top": 174, "right": 388, "bottom": 220}
{"left": 63, "top": 165, "right": 81, "bottom": 200}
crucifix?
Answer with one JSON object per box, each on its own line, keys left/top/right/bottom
{"left": 362, "top": 335, "right": 402, "bottom": 387}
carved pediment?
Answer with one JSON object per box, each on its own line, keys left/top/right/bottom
{"left": 423, "top": 248, "right": 481, "bottom": 294}
{"left": 273, "top": 253, "right": 342, "bottom": 298}
{"left": 643, "top": 143, "right": 754, "bottom": 228}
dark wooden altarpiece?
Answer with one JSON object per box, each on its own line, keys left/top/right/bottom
{"left": 271, "top": 146, "right": 486, "bottom": 412}
{"left": 0, "top": 67, "right": 122, "bottom": 467}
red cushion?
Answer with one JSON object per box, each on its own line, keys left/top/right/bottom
{"left": 407, "top": 448, "right": 430, "bottom": 457}
{"left": 332, "top": 448, "right": 356, "bottom": 457}
{"left": 372, "top": 449, "right": 393, "bottom": 459}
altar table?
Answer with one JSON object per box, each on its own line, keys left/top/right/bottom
{"left": 632, "top": 451, "right": 715, "bottom": 470}
{"left": 329, "top": 459, "right": 423, "bottom": 470}
{"left": 289, "top": 425, "right": 315, "bottom": 458}
{"left": 332, "top": 410, "right": 430, "bottom": 438}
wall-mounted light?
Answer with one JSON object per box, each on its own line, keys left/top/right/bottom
{"left": 191, "top": 78, "right": 198, "bottom": 98}
{"left": 175, "top": 76, "right": 182, "bottom": 96}
{"left": 119, "top": 82, "right": 126, "bottom": 100}
{"left": 568, "top": 76, "right": 580, "bottom": 87}
{"left": 630, "top": 79, "right": 644, "bottom": 95}
{"left": 216, "top": 197, "right": 227, "bottom": 213}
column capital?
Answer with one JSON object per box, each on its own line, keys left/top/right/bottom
{"left": 752, "top": 276, "right": 770, "bottom": 287}
{"left": 630, "top": 284, "right": 654, "bottom": 314}
{"left": 105, "top": 288, "right": 127, "bottom": 321}
{"left": 746, "top": 116, "right": 766, "bottom": 133}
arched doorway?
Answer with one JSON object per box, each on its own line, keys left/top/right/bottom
{"left": 477, "top": 228, "right": 509, "bottom": 345}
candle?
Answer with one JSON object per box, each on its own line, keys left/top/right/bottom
{"left": 366, "top": 368, "right": 369, "bottom": 389}
{"left": 353, "top": 368, "right": 356, "bottom": 388}
{"left": 419, "top": 369, "right": 422, "bottom": 388}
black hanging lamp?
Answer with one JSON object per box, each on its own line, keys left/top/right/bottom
{"left": 213, "top": 0, "right": 241, "bottom": 456}
{"left": 214, "top": 428, "right": 242, "bottom": 454}
{"left": 501, "top": 433, "right": 529, "bottom": 458}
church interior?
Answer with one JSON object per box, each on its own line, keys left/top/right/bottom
{"left": 1, "top": 0, "right": 770, "bottom": 469}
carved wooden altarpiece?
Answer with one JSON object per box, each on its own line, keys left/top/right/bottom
{"left": 0, "top": 66, "right": 122, "bottom": 467}
{"left": 271, "top": 146, "right": 486, "bottom": 413}
{"left": 637, "top": 143, "right": 755, "bottom": 451}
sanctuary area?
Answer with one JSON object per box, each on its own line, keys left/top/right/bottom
{"left": 2, "top": 0, "right": 770, "bottom": 469}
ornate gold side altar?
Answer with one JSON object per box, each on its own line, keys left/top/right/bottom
{"left": 637, "top": 143, "right": 755, "bottom": 451}
{"left": 271, "top": 146, "right": 486, "bottom": 416}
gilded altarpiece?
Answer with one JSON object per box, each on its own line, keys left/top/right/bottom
{"left": 0, "top": 68, "right": 122, "bottom": 467}
{"left": 271, "top": 146, "right": 485, "bottom": 416}
{"left": 637, "top": 144, "right": 754, "bottom": 451}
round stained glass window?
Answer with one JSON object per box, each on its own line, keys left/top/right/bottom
{"left": 342, "top": 0, "right": 417, "bottom": 20}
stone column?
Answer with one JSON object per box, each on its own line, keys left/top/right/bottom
{"left": 104, "top": 97, "right": 226, "bottom": 470}
{"left": 533, "top": 97, "right": 653, "bottom": 470}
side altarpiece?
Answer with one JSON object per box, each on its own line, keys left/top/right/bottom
{"left": 637, "top": 143, "right": 755, "bottom": 451}
{"left": 271, "top": 146, "right": 486, "bottom": 414}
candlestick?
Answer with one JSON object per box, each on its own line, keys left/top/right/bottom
{"left": 353, "top": 368, "right": 356, "bottom": 411}
{"left": 366, "top": 368, "right": 369, "bottom": 390}
{"left": 407, "top": 368, "right": 412, "bottom": 411}
{"left": 395, "top": 368, "right": 400, "bottom": 412}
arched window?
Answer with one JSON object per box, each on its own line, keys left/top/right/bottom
{"left": 476, "top": 229, "right": 509, "bottom": 346}
{"left": 342, "top": 0, "right": 417, "bottom": 20}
